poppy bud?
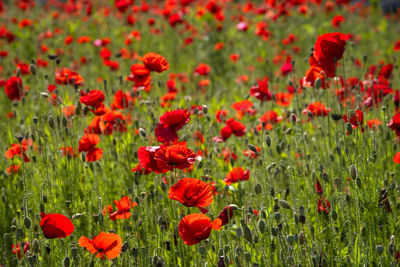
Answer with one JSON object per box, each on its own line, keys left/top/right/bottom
{"left": 254, "top": 183, "right": 262, "bottom": 194}
{"left": 23, "top": 217, "right": 32, "bottom": 229}
{"left": 33, "top": 116, "right": 39, "bottom": 125}
{"left": 27, "top": 255, "right": 37, "bottom": 266}
{"left": 132, "top": 213, "right": 138, "bottom": 221}
{"left": 276, "top": 144, "right": 281, "bottom": 154}
{"left": 160, "top": 181, "right": 167, "bottom": 191}
{"left": 271, "top": 227, "right": 278, "bottom": 236}
{"left": 122, "top": 241, "right": 129, "bottom": 252}
{"left": 279, "top": 200, "right": 292, "bottom": 210}
{"left": 236, "top": 227, "right": 242, "bottom": 238}
{"left": 63, "top": 256, "right": 70, "bottom": 267}
{"left": 30, "top": 64, "right": 37, "bottom": 75}
{"left": 315, "top": 78, "right": 321, "bottom": 89}
{"left": 198, "top": 245, "right": 206, "bottom": 257}
{"left": 299, "top": 231, "right": 306, "bottom": 244}
{"left": 285, "top": 128, "right": 293, "bottom": 135}
{"left": 265, "top": 135, "right": 272, "bottom": 147}
{"left": 350, "top": 165, "right": 357, "bottom": 179}
{"left": 248, "top": 144, "right": 258, "bottom": 153}
{"left": 139, "top": 128, "right": 147, "bottom": 138}
{"left": 331, "top": 210, "right": 338, "bottom": 220}
{"left": 40, "top": 203, "right": 45, "bottom": 213}
{"left": 12, "top": 218, "right": 17, "bottom": 226}
{"left": 48, "top": 115, "right": 55, "bottom": 128}
{"left": 376, "top": 245, "right": 384, "bottom": 255}
{"left": 258, "top": 219, "right": 266, "bottom": 233}
{"left": 274, "top": 212, "right": 280, "bottom": 222}
{"left": 346, "top": 122, "right": 352, "bottom": 135}
{"left": 202, "top": 105, "right": 208, "bottom": 114}
{"left": 134, "top": 196, "right": 140, "bottom": 205}
{"left": 32, "top": 238, "right": 40, "bottom": 253}
{"left": 81, "top": 152, "right": 86, "bottom": 162}
{"left": 243, "top": 226, "right": 253, "bottom": 243}
{"left": 62, "top": 116, "right": 68, "bottom": 127}
{"left": 356, "top": 177, "right": 362, "bottom": 188}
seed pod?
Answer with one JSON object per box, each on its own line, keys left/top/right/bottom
{"left": 33, "top": 116, "right": 39, "bottom": 125}
{"left": 356, "top": 177, "right": 362, "bottom": 188}
{"left": 254, "top": 183, "right": 262, "bottom": 194}
{"left": 48, "top": 115, "right": 55, "bottom": 128}
{"left": 243, "top": 226, "right": 253, "bottom": 243}
{"left": 23, "top": 217, "right": 32, "bottom": 229}
{"left": 376, "top": 245, "right": 384, "bottom": 255}
{"left": 299, "top": 231, "right": 306, "bottom": 244}
{"left": 265, "top": 135, "right": 272, "bottom": 147}
{"left": 198, "top": 245, "right": 206, "bottom": 257}
{"left": 258, "top": 219, "right": 266, "bottom": 234}
{"left": 248, "top": 144, "right": 258, "bottom": 153}
{"left": 63, "top": 256, "right": 70, "bottom": 267}
{"left": 139, "top": 128, "right": 147, "bottom": 138}
{"left": 274, "top": 212, "right": 281, "bottom": 222}
{"left": 278, "top": 200, "right": 292, "bottom": 210}
{"left": 350, "top": 165, "right": 357, "bottom": 179}
{"left": 331, "top": 210, "right": 338, "bottom": 220}
{"left": 346, "top": 123, "right": 352, "bottom": 135}
{"left": 30, "top": 64, "right": 37, "bottom": 75}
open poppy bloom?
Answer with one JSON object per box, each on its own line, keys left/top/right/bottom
{"left": 5, "top": 139, "right": 32, "bottom": 162}
{"left": 250, "top": 77, "right": 272, "bottom": 102}
{"left": 78, "top": 134, "right": 103, "bottom": 162}
{"left": 142, "top": 52, "right": 169, "bottom": 73}
{"left": 4, "top": 76, "right": 23, "bottom": 101}
{"left": 258, "top": 110, "right": 282, "bottom": 130}
{"left": 211, "top": 206, "right": 234, "bottom": 230}
{"left": 303, "top": 101, "right": 331, "bottom": 118}
{"left": 111, "top": 90, "right": 134, "bottom": 110}
{"left": 154, "top": 143, "right": 197, "bottom": 170}
{"left": 225, "top": 118, "right": 246, "bottom": 137}
{"left": 394, "top": 152, "right": 400, "bottom": 163}
{"left": 12, "top": 242, "right": 30, "bottom": 259}
{"left": 138, "top": 146, "right": 170, "bottom": 173}
{"left": 80, "top": 90, "right": 105, "bottom": 108}
{"left": 56, "top": 68, "right": 84, "bottom": 86}
{"left": 224, "top": 167, "right": 250, "bottom": 185}
{"left": 318, "top": 197, "right": 331, "bottom": 214}
{"left": 178, "top": 213, "right": 212, "bottom": 245}
{"left": 387, "top": 112, "right": 400, "bottom": 136}
{"left": 343, "top": 110, "right": 364, "bottom": 131}
{"left": 103, "top": 196, "right": 138, "bottom": 221}
{"left": 40, "top": 212, "right": 74, "bottom": 239}
{"left": 194, "top": 63, "right": 211, "bottom": 76}
{"left": 155, "top": 109, "right": 191, "bottom": 144}
{"left": 168, "top": 178, "right": 213, "bottom": 208}
{"left": 79, "top": 232, "right": 122, "bottom": 260}
{"left": 128, "top": 63, "right": 151, "bottom": 92}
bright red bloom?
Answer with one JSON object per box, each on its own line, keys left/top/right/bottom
{"left": 178, "top": 213, "right": 212, "bottom": 245}
{"left": 60, "top": 147, "right": 78, "bottom": 158}
{"left": 331, "top": 15, "right": 344, "bottom": 28}
{"left": 315, "top": 179, "right": 323, "bottom": 195}
{"left": 211, "top": 206, "right": 234, "bottom": 230}
{"left": 215, "top": 109, "right": 228, "bottom": 122}
{"left": 78, "top": 134, "right": 103, "bottom": 162}
{"left": 5, "top": 139, "right": 32, "bottom": 162}
{"left": 12, "top": 242, "right": 30, "bottom": 259}
{"left": 159, "top": 109, "right": 191, "bottom": 130}
{"left": 17, "top": 63, "right": 29, "bottom": 75}
{"left": 343, "top": 110, "right": 364, "bottom": 131}
{"left": 40, "top": 212, "right": 74, "bottom": 239}
{"left": 79, "top": 232, "right": 122, "bottom": 260}
{"left": 303, "top": 102, "right": 331, "bottom": 118}
{"left": 224, "top": 167, "right": 250, "bottom": 185}
{"left": 111, "top": 90, "right": 134, "bottom": 110}
{"left": 56, "top": 68, "right": 84, "bottom": 86}
{"left": 99, "top": 110, "right": 127, "bottom": 135}
{"left": 154, "top": 143, "right": 196, "bottom": 170}
{"left": 394, "top": 152, "right": 400, "bottom": 163}
{"left": 142, "top": 52, "right": 169, "bottom": 73}
{"left": 318, "top": 197, "right": 331, "bottom": 214}
{"left": 388, "top": 113, "right": 400, "bottom": 136}
{"left": 103, "top": 196, "right": 138, "bottom": 221}
{"left": 194, "top": 63, "right": 211, "bottom": 76}
{"left": 168, "top": 178, "right": 213, "bottom": 208}
{"left": 80, "top": 90, "right": 105, "bottom": 108}
{"left": 128, "top": 63, "right": 151, "bottom": 91}
{"left": 250, "top": 77, "right": 272, "bottom": 102}
{"left": 226, "top": 118, "right": 246, "bottom": 137}
{"left": 6, "top": 164, "right": 21, "bottom": 175}
{"left": 314, "top": 32, "right": 349, "bottom": 65}
{"left": 232, "top": 100, "right": 257, "bottom": 119}
{"left": 138, "top": 146, "right": 170, "bottom": 173}
{"left": 4, "top": 76, "right": 23, "bottom": 101}
{"left": 301, "top": 66, "right": 327, "bottom": 89}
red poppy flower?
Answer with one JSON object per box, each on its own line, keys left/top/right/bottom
{"left": 5, "top": 139, "right": 32, "bottom": 162}
{"left": 142, "top": 52, "right": 169, "bottom": 73}
{"left": 226, "top": 118, "right": 246, "bottom": 137}
{"left": 211, "top": 206, "right": 234, "bottom": 230}
{"left": 4, "top": 76, "right": 23, "bottom": 101}
{"left": 367, "top": 119, "right": 381, "bottom": 129}
{"left": 178, "top": 213, "right": 212, "bottom": 245}
{"left": 159, "top": 109, "right": 191, "bottom": 130}
{"left": 60, "top": 147, "right": 78, "bottom": 158}
{"left": 6, "top": 164, "right": 21, "bottom": 175}
{"left": 224, "top": 167, "right": 250, "bottom": 185}
{"left": 99, "top": 110, "right": 127, "bottom": 135}
{"left": 168, "top": 178, "right": 214, "bottom": 208}
{"left": 138, "top": 146, "right": 170, "bottom": 173}
{"left": 80, "top": 90, "right": 105, "bottom": 108}
{"left": 318, "top": 197, "right": 331, "bottom": 214}
{"left": 56, "top": 68, "right": 84, "bottom": 86}
{"left": 154, "top": 143, "right": 196, "bottom": 170}
{"left": 315, "top": 179, "right": 323, "bottom": 195}
{"left": 194, "top": 63, "right": 211, "bottom": 76}
{"left": 40, "top": 212, "right": 74, "bottom": 239}
{"left": 232, "top": 100, "right": 257, "bottom": 119}
{"left": 388, "top": 113, "right": 400, "bottom": 136}
{"left": 103, "top": 196, "right": 138, "bottom": 221}
{"left": 79, "top": 232, "right": 122, "bottom": 260}
{"left": 259, "top": 110, "right": 283, "bottom": 130}
{"left": 215, "top": 109, "right": 228, "bottom": 122}
{"left": 303, "top": 102, "right": 331, "bottom": 118}
{"left": 111, "top": 90, "right": 134, "bottom": 110}
{"left": 250, "top": 77, "right": 272, "bottom": 102}
{"left": 78, "top": 134, "right": 103, "bottom": 162}
{"left": 301, "top": 65, "right": 327, "bottom": 89}
{"left": 128, "top": 63, "right": 151, "bottom": 91}
{"left": 62, "top": 105, "right": 76, "bottom": 119}
{"left": 331, "top": 15, "right": 345, "bottom": 28}
{"left": 313, "top": 32, "right": 349, "bottom": 65}
{"left": 17, "top": 63, "right": 29, "bottom": 75}
{"left": 343, "top": 110, "right": 364, "bottom": 131}
{"left": 12, "top": 242, "right": 30, "bottom": 259}
{"left": 394, "top": 152, "right": 400, "bottom": 163}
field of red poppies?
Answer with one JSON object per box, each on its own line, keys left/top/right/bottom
{"left": 1, "top": 0, "right": 400, "bottom": 266}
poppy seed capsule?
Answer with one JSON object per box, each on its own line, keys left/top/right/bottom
{"left": 23, "top": 217, "right": 32, "bottom": 229}
{"left": 248, "top": 144, "right": 258, "bottom": 153}
{"left": 243, "top": 226, "right": 253, "bottom": 243}
{"left": 63, "top": 256, "right": 70, "bottom": 267}
{"left": 376, "top": 245, "right": 384, "bottom": 255}
{"left": 258, "top": 219, "right": 266, "bottom": 233}
{"left": 265, "top": 135, "right": 272, "bottom": 147}
{"left": 30, "top": 64, "right": 37, "bottom": 75}
{"left": 139, "top": 128, "right": 147, "bottom": 138}
{"left": 350, "top": 165, "right": 357, "bottom": 179}
{"left": 279, "top": 200, "right": 292, "bottom": 210}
